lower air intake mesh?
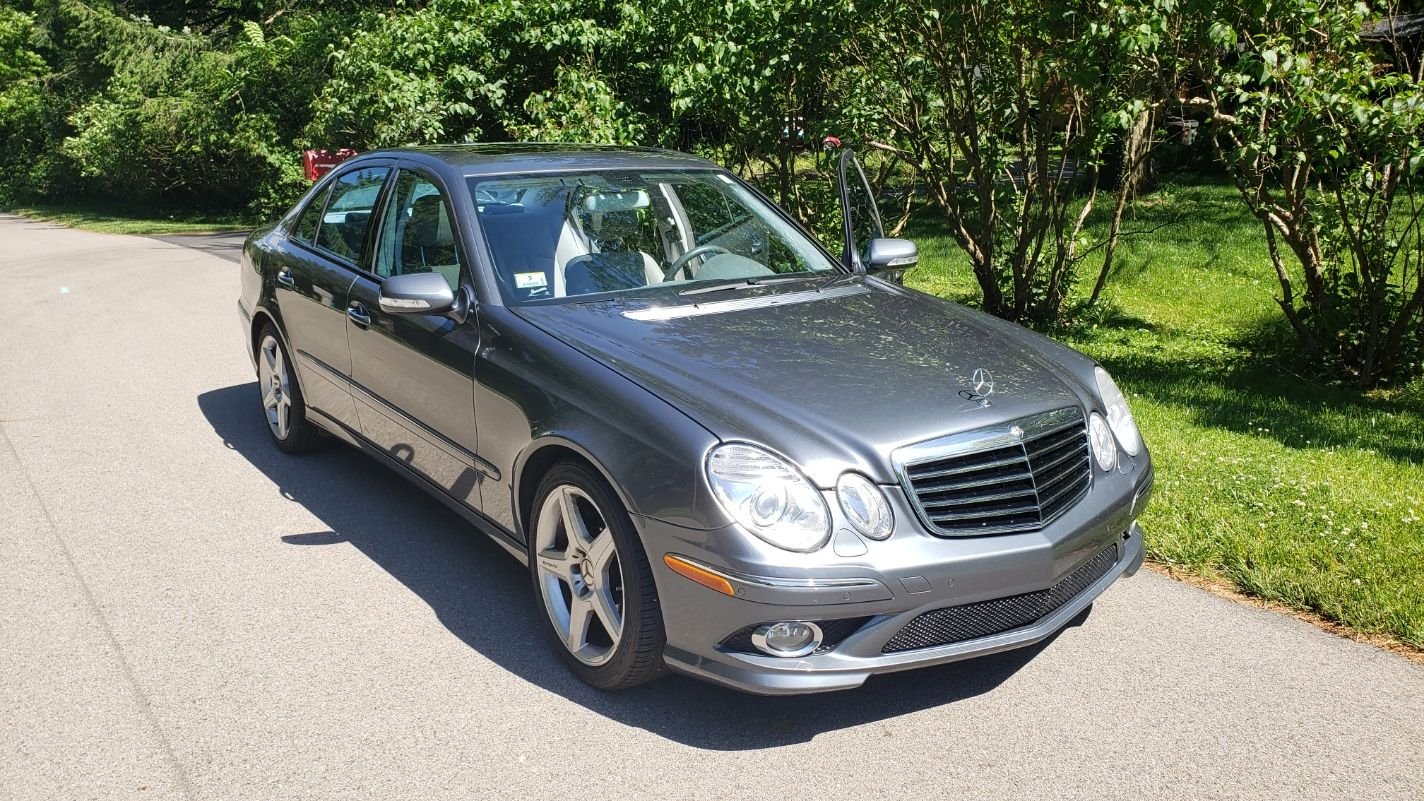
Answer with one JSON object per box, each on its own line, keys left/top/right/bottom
{"left": 881, "top": 544, "right": 1118, "bottom": 653}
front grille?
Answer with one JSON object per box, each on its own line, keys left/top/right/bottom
{"left": 882, "top": 544, "right": 1118, "bottom": 653}
{"left": 719, "top": 617, "right": 871, "bottom": 656}
{"left": 901, "top": 407, "right": 1091, "bottom": 535}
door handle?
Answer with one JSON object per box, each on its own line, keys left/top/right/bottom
{"left": 276, "top": 269, "right": 296, "bottom": 288}
{"left": 347, "top": 302, "right": 372, "bottom": 328}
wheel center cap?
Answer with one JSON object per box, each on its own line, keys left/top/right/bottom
{"left": 580, "top": 559, "right": 595, "bottom": 587}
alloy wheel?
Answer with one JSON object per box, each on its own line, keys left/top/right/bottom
{"left": 534, "top": 485, "right": 626, "bottom": 666}
{"left": 258, "top": 334, "right": 293, "bottom": 440}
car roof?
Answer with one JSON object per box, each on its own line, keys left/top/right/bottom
{"left": 355, "top": 143, "right": 721, "bottom": 177}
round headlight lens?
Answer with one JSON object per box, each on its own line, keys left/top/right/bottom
{"left": 835, "top": 473, "right": 894, "bottom": 540}
{"left": 1094, "top": 366, "right": 1141, "bottom": 456}
{"left": 1088, "top": 412, "right": 1118, "bottom": 472}
{"left": 706, "top": 443, "right": 832, "bottom": 552}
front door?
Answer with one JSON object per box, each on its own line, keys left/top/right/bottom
{"left": 272, "top": 163, "right": 390, "bottom": 429}
{"left": 836, "top": 149, "right": 885, "bottom": 273}
{"left": 346, "top": 167, "right": 484, "bottom": 510}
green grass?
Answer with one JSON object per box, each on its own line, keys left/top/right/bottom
{"left": 905, "top": 180, "right": 1424, "bottom": 651}
{"left": 4, "top": 201, "right": 249, "bottom": 235}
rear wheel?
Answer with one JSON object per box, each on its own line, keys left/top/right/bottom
{"left": 255, "top": 326, "right": 321, "bottom": 454}
{"left": 529, "top": 462, "right": 666, "bottom": 690}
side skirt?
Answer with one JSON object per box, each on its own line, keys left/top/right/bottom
{"left": 304, "top": 407, "right": 528, "bottom": 566}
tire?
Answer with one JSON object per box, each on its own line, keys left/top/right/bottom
{"left": 254, "top": 324, "right": 322, "bottom": 454}
{"left": 528, "top": 461, "right": 666, "bottom": 690}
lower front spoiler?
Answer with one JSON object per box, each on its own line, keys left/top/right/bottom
{"left": 663, "top": 524, "right": 1145, "bottom": 695}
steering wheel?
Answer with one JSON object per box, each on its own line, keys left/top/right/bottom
{"left": 663, "top": 245, "right": 730, "bottom": 281}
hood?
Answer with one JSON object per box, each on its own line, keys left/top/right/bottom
{"left": 514, "top": 277, "right": 1090, "bottom": 486}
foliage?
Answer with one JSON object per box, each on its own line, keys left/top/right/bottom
{"left": 652, "top": 0, "right": 861, "bottom": 219}
{"left": 0, "top": 7, "right": 53, "bottom": 203}
{"left": 1199, "top": 0, "right": 1424, "bottom": 387}
{"left": 849, "top": 0, "right": 1177, "bottom": 325}
{"left": 307, "top": 0, "right": 658, "bottom": 148}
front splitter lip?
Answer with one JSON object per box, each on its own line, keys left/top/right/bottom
{"left": 662, "top": 524, "right": 1144, "bottom": 695}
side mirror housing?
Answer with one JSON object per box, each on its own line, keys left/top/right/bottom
{"left": 864, "top": 238, "right": 919, "bottom": 273}
{"left": 378, "top": 272, "right": 457, "bottom": 315}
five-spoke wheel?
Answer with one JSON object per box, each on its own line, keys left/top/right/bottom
{"left": 534, "top": 485, "right": 625, "bottom": 665}
{"left": 254, "top": 325, "right": 320, "bottom": 453}
{"left": 529, "top": 462, "right": 666, "bottom": 689}
{"left": 258, "top": 333, "right": 294, "bottom": 440}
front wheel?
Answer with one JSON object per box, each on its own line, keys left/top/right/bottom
{"left": 528, "top": 462, "right": 666, "bottom": 690}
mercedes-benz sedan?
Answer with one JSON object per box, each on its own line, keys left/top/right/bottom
{"left": 238, "top": 144, "right": 1153, "bottom": 694}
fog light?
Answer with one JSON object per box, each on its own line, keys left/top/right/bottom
{"left": 751, "top": 621, "right": 823, "bottom": 657}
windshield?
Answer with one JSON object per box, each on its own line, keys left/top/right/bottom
{"left": 467, "top": 170, "right": 841, "bottom": 305}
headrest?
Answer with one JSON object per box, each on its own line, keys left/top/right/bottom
{"left": 407, "top": 194, "right": 450, "bottom": 247}
{"left": 581, "top": 190, "right": 650, "bottom": 213}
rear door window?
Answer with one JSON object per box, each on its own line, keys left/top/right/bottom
{"left": 313, "top": 167, "right": 389, "bottom": 263}
{"left": 291, "top": 185, "right": 330, "bottom": 245}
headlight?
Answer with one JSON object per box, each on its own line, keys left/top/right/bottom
{"left": 706, "top": 443, "right": 831, "bottom": 552}
{"left": 1094, "top": 366, "right": 1141, "bottom": 456}
{"left": 835, "top": 473, "right": 894, "bottom": 540}
{"left": 1088, "top": 412, "right": 1117, "bottom": 471}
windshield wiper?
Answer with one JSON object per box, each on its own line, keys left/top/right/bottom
{"left": 678, "top": 275, "right": 816, "bottom": 296}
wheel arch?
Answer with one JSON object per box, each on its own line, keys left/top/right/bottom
{"left": 514, "top": 437, "right": 640, "bottom": 547}
{"left": 249, "top": 306, "right": 308, "bottom": 399}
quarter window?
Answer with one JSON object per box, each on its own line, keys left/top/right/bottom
{"left": 373, "top": 170, "right": 462, "bottom": 291}
{"left": 313, "top": 167, "right": 389, "bottom": 263}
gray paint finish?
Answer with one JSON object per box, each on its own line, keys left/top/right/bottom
{"left": 237, "top": 145, "right": 1154, "bottom": 693}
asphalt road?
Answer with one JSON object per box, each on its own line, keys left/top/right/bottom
{"left": 2, "top": 213, "right": 1422, "bottom": 800}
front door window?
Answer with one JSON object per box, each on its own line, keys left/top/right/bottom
{"left": 374, "top": 170, "right": 463, "bottom": 292}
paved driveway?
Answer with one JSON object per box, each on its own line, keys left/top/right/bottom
{"left": 2, "top": 213, "right": 1421, "bottom": 800}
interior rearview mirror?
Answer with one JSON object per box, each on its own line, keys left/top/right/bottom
{"left": 864, "top": 238, "right": 919, "bottom": 273}
{"left": 378, "top": 272, "right": 457, "bottom": 315}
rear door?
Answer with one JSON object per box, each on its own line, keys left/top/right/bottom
{"left": 271, "top": 161, "right": 391, "bottom": 429}
{"left": 346, "top": 165, "right": 485, "bottom": 511}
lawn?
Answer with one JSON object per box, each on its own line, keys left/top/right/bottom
{"left": 906, "top": 179, "right": 1424, "bottom": 652}
{"left": 3, "top": 201, "right": 250, "bottom": 235}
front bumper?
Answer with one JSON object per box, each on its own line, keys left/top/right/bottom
{"left": 638, "top": 455, "right": 1153, "bottom": 695}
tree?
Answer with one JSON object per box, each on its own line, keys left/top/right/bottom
{"left": 0, "top": 7, "right": 48, "bottom": 203}
{"left": 306, "top": 0, "right": 659, "bottom": 149}
{"left": 849, "top": 0, "right": 1175, "bottom": 324}
{"left": 1200, "top": 0, "right": 1424, "bottom": 386}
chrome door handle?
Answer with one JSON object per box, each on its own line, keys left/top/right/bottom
{"left": 276, "top": 269, "right": 296, "bottom": 288}
{"left": 347, "top": 302, "right": 372, "bottom": 328}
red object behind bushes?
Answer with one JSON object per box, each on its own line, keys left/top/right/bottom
{"left": 302, "top": 149, "right": 358, "bottom": 181}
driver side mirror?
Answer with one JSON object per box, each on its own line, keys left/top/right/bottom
{"left": 378, "top": 272, "right": 458, "bottom": 315}
{"left": 864, "top": 238, "right": 919, "bottom": 273}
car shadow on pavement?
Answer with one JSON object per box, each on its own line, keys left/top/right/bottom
{"left": 199, "top": 382, "right": 1081, "bottom": 751}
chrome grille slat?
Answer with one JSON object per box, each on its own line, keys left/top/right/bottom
{"left": 1023, "top": 426, "right": 1082, "bottom": 458}
{"left": 913, "top": 472, "right": 1036, "bottom": 494}
{"left": 1035, "top": 457, "right": 1087, "bottom": 495}
{"left": 1026, "top": 440, "right": 1085, "bottom": 475}
{"left": 928, "top": 501, "right": 1041, "bottom": 522}
{"left": 896, "top": 407, "right": 1092, "bottom": 536}
{"left": 1040, "top": 468, "right": 1089, "bottom": 508}
{"left": 921, "top": 486, "right": 1037, "bottom": 507}
{"left": 906, "top": 452, "right": 1027, "bottom": 481}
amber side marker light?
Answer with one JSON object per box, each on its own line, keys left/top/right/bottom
{"left": 663, "top": 555, "right": 735, "bottom": 596}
